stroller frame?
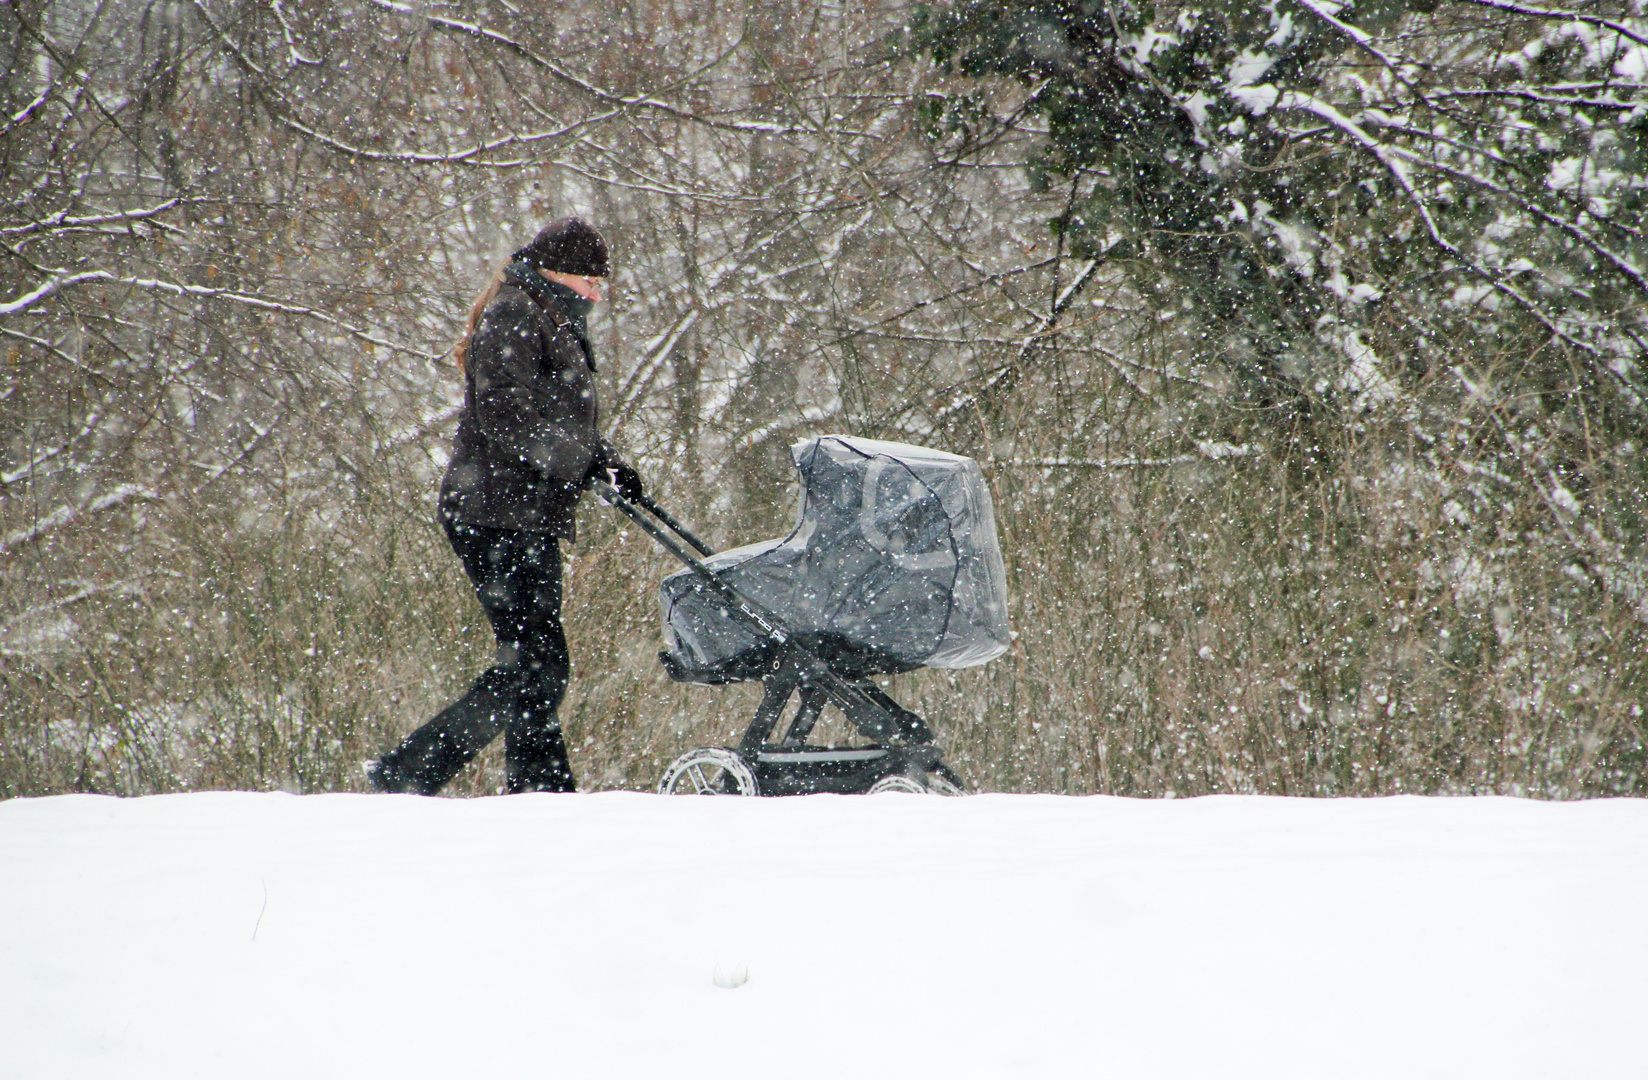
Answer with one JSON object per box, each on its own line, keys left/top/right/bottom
{"left": 596, "top": 478, "right": 964, "bottom": 796}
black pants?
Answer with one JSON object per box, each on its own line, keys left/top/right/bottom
{"left": 377, "top": 519, "right": 574, "bottom": 794}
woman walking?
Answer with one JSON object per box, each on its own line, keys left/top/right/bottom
{"left": 368, "top": 217, "right": 643, "bottom": 795}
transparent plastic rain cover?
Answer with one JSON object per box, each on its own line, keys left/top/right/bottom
{"left": 660, "top": 436, "right": 1011, "bottom": 681}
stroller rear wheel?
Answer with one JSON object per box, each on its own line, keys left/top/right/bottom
{"left": 658, "top": 747, "right": 760, "bottom": 796}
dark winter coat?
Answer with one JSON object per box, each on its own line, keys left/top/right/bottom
{"left": 439, "top": 272, "right": 616, "bottom": 541}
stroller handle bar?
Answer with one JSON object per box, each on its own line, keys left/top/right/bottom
{"left": 591, "top": 476, "right": 791, "bottom": 645}
{"left": 589, "top": 476, "right": 913, "bottom": 743}
{"left": 632, "top": 491, "right": 714, "bottom": 558}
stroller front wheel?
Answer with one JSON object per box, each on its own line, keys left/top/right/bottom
{"left": 867, "top": 767, "right": 967, "bottom": 796}
{"left": 658, "top": 747, "right": 760, "bottom": 796}
{"left": 866, "top": 774, "right": 927, "bottom": 794}
{"left": 921, "top": 767, "right": 967, "bottom": 796}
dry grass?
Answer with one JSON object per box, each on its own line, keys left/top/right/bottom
{"left": 6, "top": 389, "right": 1645, "bottom": 800}
{"left": 5, "top": 452, "right": 1645, "bottom": 798}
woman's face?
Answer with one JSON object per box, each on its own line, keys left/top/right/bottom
{"left": 540, "top": 269, "right": 604, "bottom": 303}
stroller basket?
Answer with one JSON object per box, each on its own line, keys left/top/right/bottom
{"left": 598, "top": 435, "right": 1010, "bottom": 796}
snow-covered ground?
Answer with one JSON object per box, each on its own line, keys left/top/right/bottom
{"left": 2, "top": 791, "right": 1644, "bottom": 1078}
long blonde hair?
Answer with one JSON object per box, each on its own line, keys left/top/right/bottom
{"left": 453, "top": 263, "right": 508, "bottom": 374}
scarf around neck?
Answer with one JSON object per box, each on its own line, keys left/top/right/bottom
{"left": 504, "top": 261, "right": 596, "bottom": 367}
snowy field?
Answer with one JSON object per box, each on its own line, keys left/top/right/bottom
{"left": 2, "top": 791, "right": 1645, "bottom": 1079}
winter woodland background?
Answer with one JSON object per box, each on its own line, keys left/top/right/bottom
{"left": 2, "top": 0, "right": 1644, "bottom": 798}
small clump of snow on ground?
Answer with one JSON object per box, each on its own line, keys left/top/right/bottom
{"left": 2, "top": 791, "right": 1644, "bottom": 1078}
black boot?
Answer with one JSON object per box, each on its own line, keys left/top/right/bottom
{"left": 364, "top": 756, "right": 431, "bottom": 795}
{"left": 367, "top": 667, "right": 523, "bottom": 795}
{"left": 505, "top": 712, "right": 575, "bottom": 793}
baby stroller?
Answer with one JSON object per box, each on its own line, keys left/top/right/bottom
{"left": 596, "top": 435, "right": 1011, "bottom": 796}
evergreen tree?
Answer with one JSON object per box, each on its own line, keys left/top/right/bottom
{"left": 903, "top": 0, "right": 1647, "bottom": 448}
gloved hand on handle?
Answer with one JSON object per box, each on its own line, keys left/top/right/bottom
{"left": 586, "top": 444, "right": 645, "bottom": 503}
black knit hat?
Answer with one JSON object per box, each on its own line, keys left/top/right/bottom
{"left": 513, "top": 216, "right": 609, "bottom": 277}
